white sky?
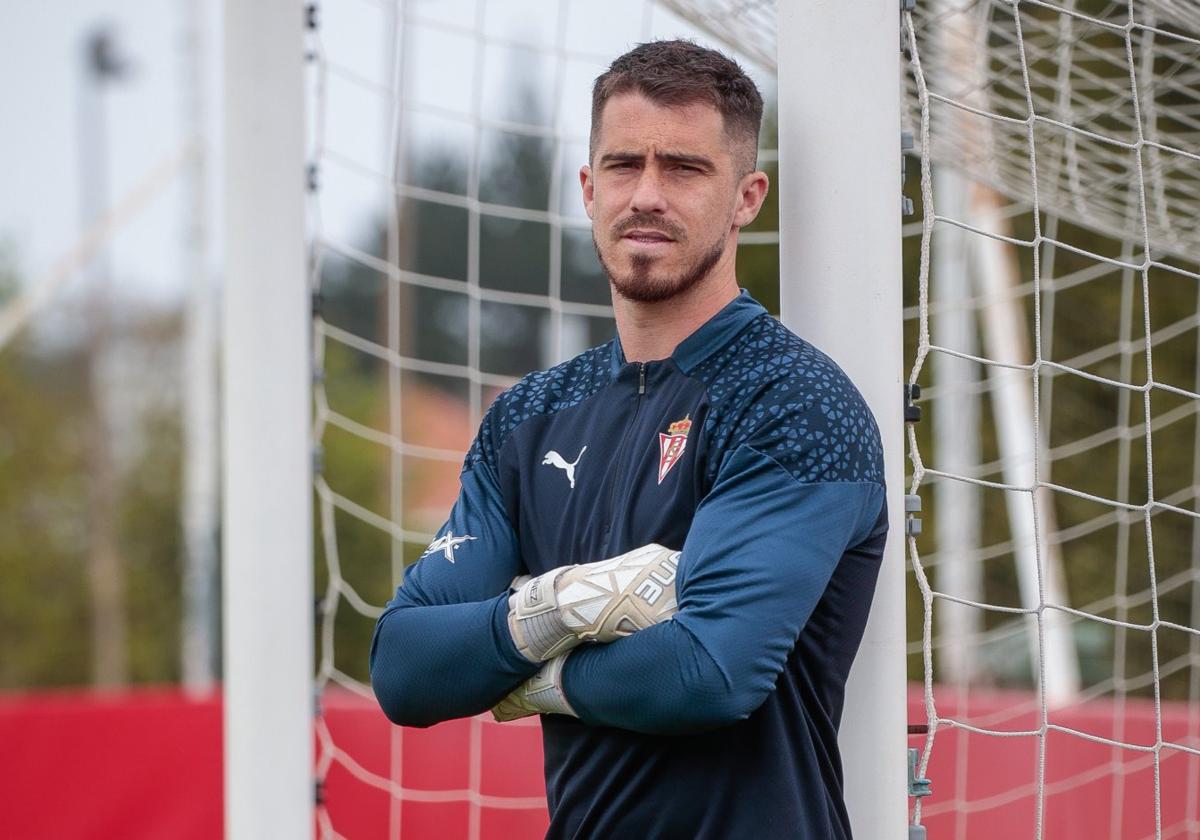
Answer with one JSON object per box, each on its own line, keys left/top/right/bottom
{"left": 0, "top": 1, "right": 775, "bottom": 317}
{"left": 0, "top": 0, "right": 189, "bottom": 307}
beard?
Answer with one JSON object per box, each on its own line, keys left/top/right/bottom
{"left": 594, "top": 217, "right": 729, "bottom": 304}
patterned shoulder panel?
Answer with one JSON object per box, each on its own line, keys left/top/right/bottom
{"left": 690, "top": 314, "right": 884, "bottom": 487}
{"left": 463, "top": 341, "right": 614, "bottom": 473}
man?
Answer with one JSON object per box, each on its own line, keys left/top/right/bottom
{"left": 370, "top": 40, "right": 887, "bottom": 839}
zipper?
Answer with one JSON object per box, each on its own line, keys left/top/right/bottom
{"left": 603, "top": 362, "right": 645, "bottom": 545}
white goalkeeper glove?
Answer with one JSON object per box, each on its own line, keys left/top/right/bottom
{"left": 491, "top": 654, "right": 576, "bottom": 722}
{"left": 507, "top": 543, "right": 680, "bottom": 663}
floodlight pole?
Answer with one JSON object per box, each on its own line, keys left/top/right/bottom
{"left": 180, "top": 0, "right": 220, "bottom": 698}
{"left": 777, "top": 3, "right": 907, "bottom": 838}
{"left": 222, "top": 1, "right": 312, "bottom": 838}
{"left": 78, "top": 25, "right": 132, "bottom": 691}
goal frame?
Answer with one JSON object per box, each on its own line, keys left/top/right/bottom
{"left": 222, "top": 1, "right": 313, "bottom": 839}
{"left": 220, "top": 2, "right": 908, "bottom": 837}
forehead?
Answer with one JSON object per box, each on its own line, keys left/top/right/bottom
{"left": 594, "top": 92, "right": 730, "bottom": 158}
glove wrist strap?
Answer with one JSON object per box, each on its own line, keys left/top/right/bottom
{"left": 524, "top": 654, "right": 576, "bottom": 717}
{"left": 509, "top": 568, "right": 576, "bottom": 662}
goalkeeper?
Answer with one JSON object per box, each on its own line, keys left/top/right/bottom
{"left": 371, "top": 39, "right": 887, "bottom": 840}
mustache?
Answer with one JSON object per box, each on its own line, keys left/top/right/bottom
{"left": 612, "top": 214, "right": 685, "bottom": 242}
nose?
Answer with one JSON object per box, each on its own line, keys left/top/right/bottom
{"left": 629, "top": 167, "right": 668, "bottom": 215}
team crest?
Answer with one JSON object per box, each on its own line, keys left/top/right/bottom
{"left": 657, "top": 416, "right": 692, "bottom": 485}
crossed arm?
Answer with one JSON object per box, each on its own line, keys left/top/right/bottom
{"left": 369, "top": 444, "right": 885, "bottom": 734}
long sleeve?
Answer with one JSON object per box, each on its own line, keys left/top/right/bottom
{"left": 369, "top": 460, "right": 538, "bottom": 727}
{"left": 561, "top": 442, "right": 886, "bottom": 734}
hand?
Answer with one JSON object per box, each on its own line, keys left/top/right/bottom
{"left": 492, "top": 654, "right": 575, "bottom": 722}
{"left": 507, "top": 543, "right": 680, "bottom": 663}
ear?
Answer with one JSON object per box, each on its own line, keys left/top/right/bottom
{"left": 580, "top": 164, "right": 595, "bottom": 220}
{"left": 732, "top": 170, "right": 770, "bottom": 229}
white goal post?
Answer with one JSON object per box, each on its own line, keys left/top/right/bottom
{"left": 777, "top": 3, "right": 908, "bottom": 839}
{"left": 222, "top": 1, "right": 313, "bottom": 839}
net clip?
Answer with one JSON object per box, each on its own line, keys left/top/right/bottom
{"left": 905, "top": 383, "right": 922, "bottom": 423}
{"left": 901, "top": 0, "right": 917, "bottom": 11}
{"left": 908, "top": 747, "right": 932, "bottom": 798}
{"left": 905, "top": 495, "right": 922, "bottom": 536}
{"left": 901, "top": 132, "right": 915, "bottom": 215}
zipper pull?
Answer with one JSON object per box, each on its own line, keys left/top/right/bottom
{"left": 638, "top": 364, "right": 646, "bottom": 394}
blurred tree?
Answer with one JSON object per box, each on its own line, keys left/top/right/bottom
{"left": 0, "top": 263, "right": 184, "bottom": 690}
{"left": 900, "top": 149, "right": 1200, "bottom": 700}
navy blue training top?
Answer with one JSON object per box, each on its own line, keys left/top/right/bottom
{"left": 370, "top": 290, "right": 888, "bottom": 839}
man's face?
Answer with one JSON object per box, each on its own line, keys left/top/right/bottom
{"left": 581, "top": 93, "right": 765, "bottom": 303}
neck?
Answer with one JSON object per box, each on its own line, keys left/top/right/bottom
{"left": 611, "top": 250, "right": 740, "bottom": 363}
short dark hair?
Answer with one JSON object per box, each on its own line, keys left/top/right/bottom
{"left": 590, "top": 39, "right": 764, "bottom": 175}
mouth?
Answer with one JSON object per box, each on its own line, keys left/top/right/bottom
{"left": 620, "top": 230, "right": 676, "bottom": 246}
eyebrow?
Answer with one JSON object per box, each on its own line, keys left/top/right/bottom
{"left": 598, "top": 150, "right": 716, "bottom": 170}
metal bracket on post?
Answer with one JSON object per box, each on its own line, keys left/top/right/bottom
{"left": 907, "top": 747, "right": 931, "bottom": 838}
{"left": 904, "top": 384, "right": 923, "bottom": 537}
{"left": 304, "top": 4, "right": 320, "bottom": 62}
{"left": 901, "top": 132, "right": 915, "bottom": 215}
{"left": 905, "top": 494, "right": 923, "bottom": 536}
{"left": 908, "top": 747, "right": 932, "bottom": 797}
{"left": 900, "top": 0, "right": 916, "bottom": 52}
{"left": 905, "top": 382, "right": 922, "bottom": 423}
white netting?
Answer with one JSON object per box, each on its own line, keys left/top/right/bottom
{"left": 900, "top": 1, "right": 1200, "bottom": 838}
{"left": 308, "top": 0, "right": 1200, "bottom": 835}
{"left": 306, "top": 2, "right": 779, "bottom": 836}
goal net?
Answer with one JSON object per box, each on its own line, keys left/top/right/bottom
{"left": 301, "top": 0, "right": 1200, "bottom": 836}
{"left": 902, "top": 1, "right": 1200, "bottom": 838}
{"left": 305, "top": 2, "right": 779, "bottom": 837}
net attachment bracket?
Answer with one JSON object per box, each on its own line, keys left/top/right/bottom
{"left": 901, "top": 132, "right": 915, "bottom": 215}
{"left": 908, "top": 748, "right": 932, "bottom": 797}
{"left": 904, "top": 382, "right": 922, "bottom": 422}
{"left": 907, "top": 748, "right": 931, "bottom": 837}
{"left": 905, "top": 494, "right": 922, "bottom": 536}
{"left": 901, "top": 0, "right": 917, "bottom": 10}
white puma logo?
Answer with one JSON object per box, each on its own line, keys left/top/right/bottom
{"left": 542, "top": 446, "right": 587, "bottom": 489}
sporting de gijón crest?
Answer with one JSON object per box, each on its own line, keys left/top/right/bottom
{"left": 657, "top": 416, "right": 692, "bottom": 484}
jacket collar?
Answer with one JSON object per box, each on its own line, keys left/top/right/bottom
{"left": 609, "top": 289, "right": 767, "bottom": 376}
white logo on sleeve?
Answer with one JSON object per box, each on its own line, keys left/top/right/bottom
{"left": 422, "top": 531, "right": 477, "bottom": 563}
{"left": 542, "top": 446, "right": 587, "bottom": 489}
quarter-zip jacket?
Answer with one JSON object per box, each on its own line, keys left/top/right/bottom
{"left": 371, "top": 291, "right": 888, "bottom": 839}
